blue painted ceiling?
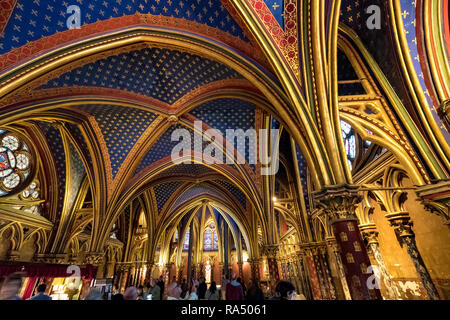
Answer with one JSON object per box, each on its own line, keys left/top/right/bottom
{"left": 78, "top": 104, "right": 158, "bottom": 177}
{"left": 153, "top": 181, "right": 183, "bottom": 212}
{"left": 40, "top": 47, "right": 243, "bottom": 105}
{"left": 0, "top": 0, "right": 248, "bottom": 55}
{"left": 189, "top": 98, "right": 256, "bottom": 170}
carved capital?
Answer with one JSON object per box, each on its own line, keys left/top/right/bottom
{"left": 84, "top": 253, "right": 104, "bottom": 266}
{"left": 416, "top": 180, "right": 450, "bottom": 224}
{"left": 438, "top": 99, "right": 450, "bottom": 131}
{"left": 385, "top": 212, "right": 414, "bottom": 238}
{"left": 314, "top": 185, "right": 361, "bottom": 223}
{"left": 263, "top": 245, "right": 279, "bottom": 259}
{"left": 35, "top": 253, "right": 68, "bottom": 264}
{"left": 359, "top": 224, "right": 379, "bottom": 246}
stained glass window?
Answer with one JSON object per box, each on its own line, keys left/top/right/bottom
{"left": 341, "top": 120, "right": 356, "bottom": 171}
{"left": 0, "top": 130, "right": 34, "bottom": 197}
{"left": 183, "top": 230, "right": 190, "bottom": 251}
{"left": 213, "top": 231, "right": 218, "bottom": 250}
{"left": 204, "top": 229, "right": 212, "bottom": 251}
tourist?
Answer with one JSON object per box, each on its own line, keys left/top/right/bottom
{"left": 149, "top": 278, "right": 161, "bottom": 300}
{"left": 271, "top": 281, "right": 296, "bottom": 300}
{"left": 0, "top": 272, "right": 24, "bottom": 300}
{"left": 237, "top": 277, "right": 247, "bottom": 297}
{"left": 28, "top": 284, "right": 52, "bottom": 300}
{"left": 123, "top": 286, "right": 139, "bottom": 300}
{"left": 111, "top": 293, "right": 124, "bottom": 301}
{"left": 167, "top": 282, "right": 182, "bottom": 300}
{"left": 205, "top": 281, "right": 220, "bottom": 300}
{"left": 84, "top": 287, "right": 103, "bottom": 300}
{"left": 197, "top": 277, "right": 207, "bottom": 299}
{"left": 157, "top": 275, "right": 165, "bottom": 298}
{"left": 137, "top": 285, "right": 144, "bottom": 300}
{"left": 225, "top": 274, "right": 244, "bottom": 300}
{"left": 184, "top": 279, "right": 199, "bottom": 300}
{"left": 180, "top": 278, "right": 188, "bottom": 298}
{"left": 246, "top": 279, "right": 264, "bottom": 301}
{"left": 220, "top": 274, "right": 229, "bottom": 300}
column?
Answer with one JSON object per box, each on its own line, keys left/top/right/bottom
{"left": 315, "top": 186, "right": 382, "bottom": 300}
{"left": 197, "top": 262, "right": 203, "bottom": 279}
{"left": 177, "top": 264, "right": 184, "bottom": 283}
{"left": 263, "top": 245, "right": 280, "bottom": 283}
{"left": 360, "top": 226, "right": 399, "bottom": 300}
{"left": 237, "top": 262, "right": 244, "bottom": 281}
{"left": 386, "top": 212, "right": 440, "bottom": 300}
{"left": 318, "top": 246, "right": 337, "bottom": 299}
{"left": 120, "top": 264, "right": 130, "bottom": 293}
{"left": 187, "top": 221, "right": 194, "bottom": 283}
{"left": 295, "top": 251, "right": 313, "bottom": 299}
{"left": 304, "top": 248, "right": 322, "bottom": 300}
{"left": 165, "top": 263, "right": 173, "bottom": 286}
{"left": 326, "top": 237, "right": 351, "bottom": 300}
{"left": 248, "top": 259, "right": 261, "bottom": 282}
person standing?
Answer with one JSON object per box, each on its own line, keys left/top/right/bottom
{"left": 0, "top": 272, "right": 24, "bottom": 300}
{"left": 157, "top": 275, "right": 165, "bottom": 298}
{"left": 28, "top": 284, "right": 52, "bottom": 300}
{"left": 220, "top": 274, "right": 229, "bottom": 300}
{"left": 149, "top": 278, "right": 161, "bottom": 300}
{"left": 246, "top": 280, "right": 264, "bottom": 301}
{"left": 197, "top": 277, "right": 207, "bottom": 300}
{"left": 205, "top": 282, "right": 220, "bottom": 300}
{"left": 225, "top": 274, "right": 244, "bottom": 300}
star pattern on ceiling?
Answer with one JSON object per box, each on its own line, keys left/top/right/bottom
{"left": 37, "top": 121, "right": 66, "bottom": 213}
{"left": 40, "top": 47, "right": 243, "bottom": 105}
{"left": 77, "top": 104, "right": 159, "bottom": 178}
{"left": 153, "top": 181, "right": 183, "bottom": 213}
{"left": 0, "top": 0, "right": 248, "bottom": 55}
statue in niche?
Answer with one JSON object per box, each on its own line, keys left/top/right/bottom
{"left": 205, "top": 259, "right": 212, "bottom": 284}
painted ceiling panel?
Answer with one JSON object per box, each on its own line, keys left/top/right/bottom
{"left": 66, "top": 123, "right": 93, "bottom": 172}
{"left": 337, "top": 49, "right": 366, "bottom": 96}
{"left": 214, "top": 179, "right": 246, "bottom": 209}
{"left": 0, "top": 0, "right": 248, "bottom": 55}
{"left": 40, "top": 48, "right": 243, "bottom": 105}
{"left": 153, "top": 181, "right": 183, "bottom": 212}
{"left": 134, "top": 123, "right": 221, "bottom": 175}
{"left": 67, "top": 140, "right": 86, "bottom": 211}
{"left": 173, "top": 184, "right": 222, "bottom": 209}
{"left": 37, "top": 121, "right": 66, "bottom": 213}
{"left": 189, "top": 98, "right": 256, "bottom": 170}
{"left": 78, "top": 104, "right": 158, "bottom": 178}
{"left": 399, "top": 0, "right": 450, "bottom": 143}
{"left": 159, "top": 164, "right": 215, "bottom": 177}
{"left": 264, "top": 0, "right": 284, "bottom": 29}
{"left": 295, "top": 144, "right": 309, "bottom": 211}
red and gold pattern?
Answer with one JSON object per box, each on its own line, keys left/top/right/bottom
{"left": 0, "top": 0, "right": 17, "bottom": 35}
{"left": 333, "top": 220, "right": 382, "bottom": 300}
{"left": 0, "top": 13, "right": 267, "bottom": 74}
{"left": 246, "top": 0, "right": 301, "bottom": 83}
{"left": 305, "top": 255, "right": 322, "bottom": 300}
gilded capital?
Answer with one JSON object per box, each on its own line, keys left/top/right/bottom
{"left": 385, "top": 212, "right": 414, "bottom": 238}
{"left": 313, "top": 185, "right": 362, "bottom": 223}
{"left": 263, "top": 245, "right": 279, "bottom": 259}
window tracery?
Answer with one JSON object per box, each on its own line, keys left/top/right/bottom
{"left": 0, "top": 129, "right": 35, "bottom": 197}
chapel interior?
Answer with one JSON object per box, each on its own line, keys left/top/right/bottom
{"left": 0, "top": 0, "right": 449, "bottom": 300}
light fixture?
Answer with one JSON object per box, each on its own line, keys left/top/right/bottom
{"left": 273, "top": 197, "right": 277, "bottom": 202}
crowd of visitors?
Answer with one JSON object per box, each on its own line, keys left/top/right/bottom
{"left": 110, "top": 273, "right": 305, "bottom": 301}
{"left": 0, "top": 271, "right": 306, "bottom": 300}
